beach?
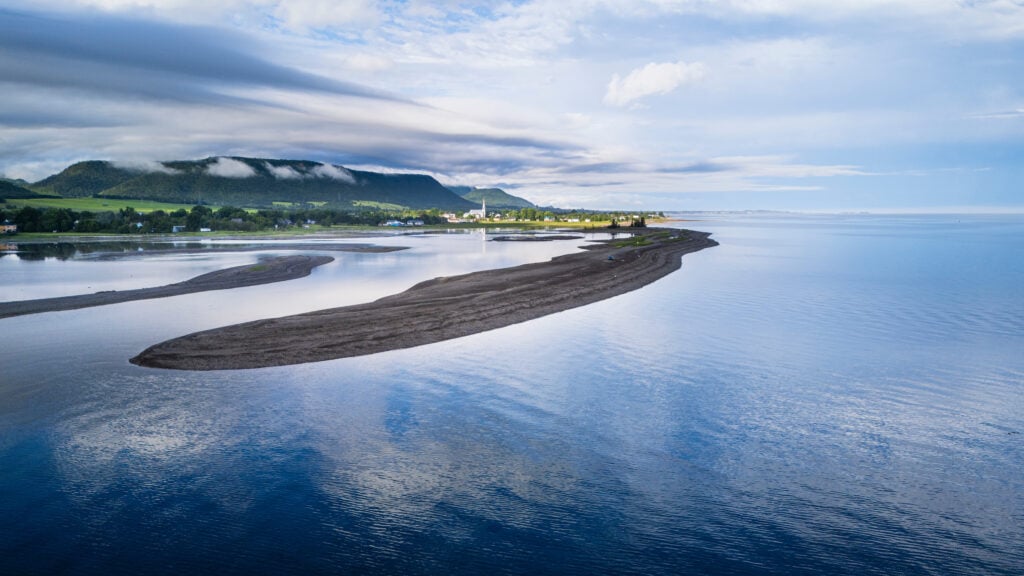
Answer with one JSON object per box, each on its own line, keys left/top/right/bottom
{"left": 131, "top": 228, "right": 717, "bottom": 370}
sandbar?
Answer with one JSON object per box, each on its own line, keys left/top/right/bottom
{"left": 0, "top": 254, "right": 334, "bottom": 319}
{"left": 131, "top": 228, "right": 717, "bottom": 371}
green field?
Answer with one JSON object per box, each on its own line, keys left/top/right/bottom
{"left": 4, "top": 197, "right": 208, "bottom": 213}
{"left": 352, "top": 200, "right": 407, "bottom": 211}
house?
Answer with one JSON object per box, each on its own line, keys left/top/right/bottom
{"left": 406, "top": 219, "right": 424, "bottom": 226}
{"left": 382, "top": 220, "right": 405, "bottom": 227}
{"left": 1, "top": 220, "right": 17, "bottom": 234}
{"left": 172, "top": 225, "right": 186, "bottom": 233}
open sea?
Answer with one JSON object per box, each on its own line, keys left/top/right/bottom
{"left": 1, "top": 214, "right": 1022, "bottom": 575}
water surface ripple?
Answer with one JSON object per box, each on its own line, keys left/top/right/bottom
{"left": 1, "top": 217, "right": 1022, "bottom": 574}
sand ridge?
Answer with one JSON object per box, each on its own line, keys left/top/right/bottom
{"left": 0, "top": 254, "right": 334, "bottom": 319}
{"left": 130, "top": 228, "right": 717, "bottom": 371}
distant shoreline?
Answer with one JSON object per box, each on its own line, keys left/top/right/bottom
{"left": 131, "top": 228, "right": 718, "bottom": 371}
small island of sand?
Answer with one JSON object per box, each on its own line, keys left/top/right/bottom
{"left": 0, "top": 254, "right": 334, "bottom": 319}
{"left": 131, "top": 228, "right": 717, "bottom": 371}
{"left": 0, "top": 241, "right": 408, "bottom": 319}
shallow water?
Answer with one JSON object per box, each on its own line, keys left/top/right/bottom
{"left": 2, "top": 217, "right": 1022, "bottom": 575}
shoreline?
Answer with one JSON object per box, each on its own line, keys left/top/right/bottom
{"left": 83, "top": 243, "right": 404, "bottom": 260}
{"left": 0, "top": 254, "right": 334, "bottom": 319}
{"left": 131, "top": 228, "right": 718, "bottom": 371}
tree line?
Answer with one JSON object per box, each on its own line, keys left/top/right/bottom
{"left": 0, "top": 203, "right": 667, "bottom": 234}
{"left": 0, "top": 205, "right": 450, "bottom": 234}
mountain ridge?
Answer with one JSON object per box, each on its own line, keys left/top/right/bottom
{"left": 29, "top": 157, "right": 479, "bottom": 211}
{"left": 0, "top": 180, "right": 44, "bottom": 200}
{"left": 447, "top": 186, "right": 536, "bottom": 210}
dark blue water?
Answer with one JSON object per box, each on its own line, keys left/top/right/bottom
{"left": 2, "top": 215, "right": 1022, "bottom": 574}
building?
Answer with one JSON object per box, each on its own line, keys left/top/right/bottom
{"left": 465, "top": 198, "right": 487, "bottom": 219}
{"left": 2, "top": 220, "right": 19, "bottom": 234}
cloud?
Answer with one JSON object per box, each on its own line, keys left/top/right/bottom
{"left": 658, "top": 161, "right": 733, "bottom": 174}
{"left": 2, "top": 1, "right": 1022, "bottom": 211}
{"left": 604, "top": 61, "right": 706, "bottom": 107}
{"left": 310, "top": 163, "right": 356, "bottom": 183}
{"left": 583, "top": 0, "right": 1024, "bottom": 42}
{"left": 261, "top": 161, "right": 356, "bottom": 182}
{"left": 555, "top": 162, "right": 636, "bottom": 174}
{"left": 0, "top": 9, "right": 405, "bottom": 107}
{"left": 968, "top": 109, "right": 1024, "bottom": 120}
{"left": 263, "top": 162, "right": 304, "bottom": 179}
{"left": 344, "top": 53, "right": 395, "bottom": 72}
{"left": 111, "top": 159, "right": 180, "bottom": 174}
{"left": 272, "top": 0, "right": 379, "bottom": 32}
{"left": 206, "top": 157, "right": 256, "bottom": 178}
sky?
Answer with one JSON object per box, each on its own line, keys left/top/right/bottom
{"left": 1, "top": 0, "right": 1023, "bottom": 211}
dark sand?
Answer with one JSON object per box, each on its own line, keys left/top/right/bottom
{"left": 491, "top": 234, "right": 584, "bottom": 242}
{"left": 0, "top": 255, "right": 333, "bottom": 319}
{"left": 87, "top": 243, "right": 403, "bottom": 259}
{"left": 131, "top": 228, "right": 717, "bottom": 371}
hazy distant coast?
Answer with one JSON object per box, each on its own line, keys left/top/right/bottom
{"left": 131, "top": 228, "right": 718, "bottom": 370}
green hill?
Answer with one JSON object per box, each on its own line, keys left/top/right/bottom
{"left": 30, "top": 157, "right": 478, "bottom": 211}
{"left": 32, "top": 161, "right": 137, "bottom": 197}
{"left": 1, "top": 177, "right": 32, "bottom": 187}
{"left": 0, "top": 180, "right": 45, "bottom": 199}
{"left": 448, "top": 186, "right": 536, "bottom": 209}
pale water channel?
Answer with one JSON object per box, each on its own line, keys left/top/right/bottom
{"left": 2, "top": 216, "right": 1022, "bottom": 575}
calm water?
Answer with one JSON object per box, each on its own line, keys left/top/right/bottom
{"left": 2, "top": 216, "right": 1022, "bottom": 575}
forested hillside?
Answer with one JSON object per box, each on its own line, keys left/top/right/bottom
{"left": 29, "top": 157, "right": 477, "bottom": 211}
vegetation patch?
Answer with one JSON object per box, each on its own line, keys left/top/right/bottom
{"left": 5, "top": 196, "right": 199, "bottom": 213}
{"left": 613, "top": 237, "right": 653, "bottom": 248}
{"left": 353, "top": 200, "right": 407, "bottom": 211}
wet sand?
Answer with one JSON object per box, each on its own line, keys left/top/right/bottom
{"left": 0, "top": 255, "right": 334, "bottom": 319}
{"left": 131, "top": 228, "right": 717, "bottom": 371}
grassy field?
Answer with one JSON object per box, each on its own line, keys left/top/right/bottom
{"left": 5, "top": 220, "right": 656, "bottom": 242}
{"left": 4, "top": 197, "right": 205, "bottom": 213}
{"left": 352, "top": 200, "right": 408, "bottom": 211}
{"left": 476, "top": 219, "right": 616, "bottom": 229}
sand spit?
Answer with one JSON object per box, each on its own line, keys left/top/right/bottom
{"left": 491, "top": 234, "right": 584, "bottom": 242}
{"left": 0, "top": 255, "right": 334, "bottom": 319}
{"left": 86, "top": 243, "right": 404, "bottom": 259}
{"left": 131, "top": 228, "right": 717, "bottom": 371}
